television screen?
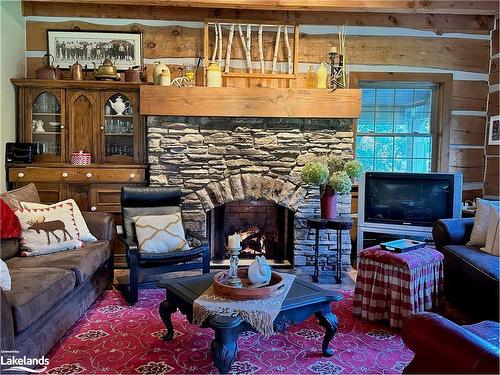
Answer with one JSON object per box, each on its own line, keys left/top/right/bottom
{"left": 364, "top": 172, "right": 457, "bottom": 227}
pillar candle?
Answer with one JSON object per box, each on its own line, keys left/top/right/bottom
{"left": 228, "top": 233, "right": 241, "bottom": 248}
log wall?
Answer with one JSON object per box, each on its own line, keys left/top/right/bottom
{"left": 24, "top": 13, "right": 498, "bottom": 199}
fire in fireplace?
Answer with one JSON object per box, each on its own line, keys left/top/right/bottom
{"left": 207, "top": 200, "right": 294, "bottom": 264}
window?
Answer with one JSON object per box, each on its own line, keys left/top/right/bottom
{"left": 355, "top": 82, "right": 438, "bottom": 173}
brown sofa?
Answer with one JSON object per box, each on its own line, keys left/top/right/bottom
{"left": 0, "top": 184, "right": 114, "bottom": 367}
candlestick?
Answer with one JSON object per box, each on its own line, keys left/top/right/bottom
{"left": 227, "top": 246, "right": 243, "bottom": 288}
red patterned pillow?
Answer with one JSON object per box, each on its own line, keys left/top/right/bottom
{"left": 0, "top": 199, "right": 21, "bottom": 240}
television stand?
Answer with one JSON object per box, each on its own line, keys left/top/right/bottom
{"left": 356, "top": 224, "right": 433, "bottom": 253}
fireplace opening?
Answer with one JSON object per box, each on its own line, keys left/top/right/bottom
{"left": 207, "top": 200, "right": 294, "bottom": 266}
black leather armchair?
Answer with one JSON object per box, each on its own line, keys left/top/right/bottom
{"left": 118, "top": 186, "right": 210, "bottom": 305}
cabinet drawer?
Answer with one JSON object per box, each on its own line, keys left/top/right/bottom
{"left": 9, "top": 167, "right": 145, "bottom": 183}
{"left": 89, "top": 184, "right": 142, "bottom": 213}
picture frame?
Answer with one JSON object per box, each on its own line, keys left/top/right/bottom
{"left": 47, "top": 30, "right": 142, "bottom": 70}
{"left": 488, "top": 115, "right": 500, "bottom": 145}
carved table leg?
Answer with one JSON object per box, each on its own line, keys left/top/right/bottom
{"left": 315, "top": 311, "right": 339, "bottom": 357}
{"left": 159, "top": 299, "right": 177, "bottom": 341}
{"left": 210, "top": 327, "right": 239, "bottom": 374}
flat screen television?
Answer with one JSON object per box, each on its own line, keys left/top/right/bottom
{"left": 358, "top": 172, "right": 463, "bottom": 229}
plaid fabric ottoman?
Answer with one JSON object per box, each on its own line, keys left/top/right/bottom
{"left": 353, "top": 245, "right": 444, "bottom": 328}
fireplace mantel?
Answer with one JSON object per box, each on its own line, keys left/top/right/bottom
{"left": 140, "top": 86, "right": 361, "bottom": 118}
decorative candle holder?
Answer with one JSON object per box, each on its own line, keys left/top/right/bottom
{"left": 226, "top": 246, "right": 243, "bottom": 288}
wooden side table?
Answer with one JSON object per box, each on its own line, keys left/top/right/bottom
{"left": 307, "top": 216, "right": 353, "bottom": 284}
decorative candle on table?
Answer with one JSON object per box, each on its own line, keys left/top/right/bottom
{"left": 227, "top": 233, "right": 242, "bottom": 288}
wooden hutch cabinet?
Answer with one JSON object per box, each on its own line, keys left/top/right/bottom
{"left": 9, "top": 79, "right": 148, "bottom": 267}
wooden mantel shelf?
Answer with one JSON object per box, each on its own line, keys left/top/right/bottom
{"left": 140, "top": 86, "right": 361, "bottom": 118}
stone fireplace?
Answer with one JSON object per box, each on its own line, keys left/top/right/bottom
{"left": 147, "top": 116, "right": 353, "bottom": 279}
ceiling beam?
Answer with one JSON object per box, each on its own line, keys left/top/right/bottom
{"left": 23, "top": 0, "right": 499, "bottom": 15}
{"left": 22, "top": 2, "right": 495, "bottom": 35}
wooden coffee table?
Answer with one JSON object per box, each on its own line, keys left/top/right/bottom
{"left": 158, "top": 273, "right": 343, "bottom": 374}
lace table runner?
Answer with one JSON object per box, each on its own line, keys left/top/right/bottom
{"left": 193, "top": 273, "right": 296, "bottom": 337}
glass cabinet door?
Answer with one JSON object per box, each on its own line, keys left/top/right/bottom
{"left": 31, "top": 91, "right": 64, "bottom": 162}
{"left": 102, "top": 93, "right": 135, "bottom": 163}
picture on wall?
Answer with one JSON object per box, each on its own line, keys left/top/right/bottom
{"left": 47, "top": 30, "right": 142, "bottom": 70}
{"left": 489, "top": 115, "right": 500, "bottom": 145}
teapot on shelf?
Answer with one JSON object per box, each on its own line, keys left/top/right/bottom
{"left": 124, "top": 65, "right": 146, "bottom": 82}
{"left": 92, "top": 58, "right": 119, "bottom": 80}
{"left": 109, "top": 96, "right": 130, "bottom": 115}
{"left": 35, "top": 53, "right": 62, "bottom": 80}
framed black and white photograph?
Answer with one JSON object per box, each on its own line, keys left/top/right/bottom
{"left": 47, "top": 30, "right": 142, "bottom": 70}
{"left": 488, "top": 115, "right": 500, "bottom": 145}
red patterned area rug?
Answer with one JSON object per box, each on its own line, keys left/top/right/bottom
{"left": 45, "top": 289, "right": 413, "bottom": 374}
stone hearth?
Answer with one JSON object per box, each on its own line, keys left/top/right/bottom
{"left": 148, "top": 116, "right": 353, "bottom": 279}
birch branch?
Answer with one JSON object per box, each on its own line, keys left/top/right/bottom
{"left": 238, "top": 24, "right": 252, "bottom": 73}
{"left": 246, "top": 24, "right": 253, "bottom": 73}
{"left": 284, "top": 26, "right": 292, "bottom": 74}
{"left": 217, "top": 23, "right": 223, "bottom": 67}
{"left": 271, "top": 25, "right": 282, "bottom": 74}
{"left": 258, "top": 25, "right": 264, "bottom": 73}
{"left": 211, "top": 23, "right": 218, "bottom": 63}
{"left": 225, "top": 24, "right": 235, "bottom": 73}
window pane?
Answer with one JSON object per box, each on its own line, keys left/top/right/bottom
{"left": 394, "top": 111, "right": 411, "bottom": 133}
{"left": 358, "top": 158, "right": 374, "bottom": 171}
{"left": 394, "top": 136, "right": 412, "bottom": 158}
{"left": 374, "top": 159, "right": 393, "bottom": 171}
{"left": 374, "top": 137, "right": 393, "bottom": 158}
{"left": 412, "top": 112, "right": 431, "bottom": 133}
{"left": 393, "top": 159, "right": 411, "bottom": 172}
{"left": 356, "top": 136, "right": 375, "bottom": 158}
{"left": 395, "top": 89, "right": 414, "bottom": 107}
{"left": 357, "top": 112, "right": 375, "bottom": 133}
{"left": 413, "top": 89, "right": 432, "bottom": 112}
{"left": 413, "top": 137, "right": 432, "bottom": 159}
{"left": 375, "top": 112, "right": 393, "bottom": 133}
{"left": 375, "top": 89, "right": 394, "bottom": 112}
{"left": 413, "top": 159, "right": 431, "bottom": 173}
{"left": 362, "top": 89, "right": 376, "bottom": 111}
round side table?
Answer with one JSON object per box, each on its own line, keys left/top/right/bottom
{"left": 307, "top": 216, "right": 353, "bottom": 284}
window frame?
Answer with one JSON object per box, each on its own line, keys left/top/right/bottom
{"left": 350, "top": 72, "right": 453, "bottom": 173}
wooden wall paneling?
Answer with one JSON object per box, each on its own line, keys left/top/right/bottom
{"left": 449, "top": 148, "right": 485, "bottom": 168}
{"left": 484, "top": 157, "right": 499, "bottom": 196}
{"left": 21, "top": 0, "right": 500, "bottom": 15}
{"left": 449, "top": 166, "right": 485, "bottom": 182}
{"left": 26, "top": 22, "right": 491, "bottom": 75}
{"left": 492, "top": 19, "right": 499, "bottom": 56}
{"left": 488, "top": 90, "right": 499, "bottom": 117}
{"left": 450, "top": 115, "right": 486, "bottom": 146}
{"left": 452, "top": 80, "right": 488, "bottom": 111}
{"left": 490, "top": 57, "right": 499, "bottom": 86}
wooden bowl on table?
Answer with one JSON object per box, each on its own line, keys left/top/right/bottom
{"left": 213, "top": 267, "right": 285, "bottom": 300}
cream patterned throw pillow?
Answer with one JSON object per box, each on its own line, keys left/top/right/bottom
{"left": 468, "top": 199, "right": 500, "bottom": 247}
{"left": 482, "top": 205, "right": 500, "bottom": 256}
{"left": 15, "top": 202, "right": 83, "bottom": 256}
{"left": 20, "top": 199, "right": 97, "bottom": 242}
{"left": 0, "top": 260, "right": 11, "bottom": 291}
{"left": 132, "top": 213, "right": 190, "bottom": 254}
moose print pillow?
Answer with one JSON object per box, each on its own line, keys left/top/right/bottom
{"left": 15, "top": 201, "right": 83, "bottom": 256}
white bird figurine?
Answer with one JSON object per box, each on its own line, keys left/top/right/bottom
{"left": 248, "top": 255, "right": 272, "bottom": 285}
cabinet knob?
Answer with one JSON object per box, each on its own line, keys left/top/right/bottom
{"left": 90, "top": 206, "right": 97, "bottom": 212}
{"left": 60, "top": 125, "right": 65, "bottom": 129}
{"left": 129, "top": 173, "right": 135, "bottom": 179}
{"left": 18, "top": 172, "right": 24, "bottom": 178}
{"left": 100, "top": 126, "right": 105, "bottom": 130}
{"left": 86, "top": 172, "right": 92, "bottom": 178}
{"left": 62, "top": 172, "right": 68, "bottom": 178}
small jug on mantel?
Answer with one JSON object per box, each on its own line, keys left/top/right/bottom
{"left": 206, "top": 62, "right": 222, "bottom": 87}
{"left": 316, "top": 62, "right": 328, "bottom": 89}
{"left": 153, "top": 61, "right": 169, "bottom": 85}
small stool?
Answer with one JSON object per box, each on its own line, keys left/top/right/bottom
{"left": 353, "top": 245, "right": 444, "bottom": 328}
{"left": 307, "top": 216, "right": 353, "bottom": 284}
